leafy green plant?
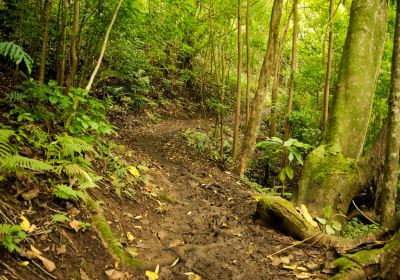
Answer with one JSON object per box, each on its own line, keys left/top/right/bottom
{"left": 0, "top": 41, "right": 33, "bottom": 73}
{"left": 256, "top": 137, "right": 311, "bottom": 195}
{"left": 52, "top": 184, "right": 84, "bottom": 201}
{"left": 183, "top": 129, "right": 210, "bottom": 153}
{"left": 341, "top": 217, "right": 379, "bottom": 238}
{"left": 51, "top": 214, "right": 71, "bottom": 223}
{"left": 0, "top": 224, "right": 27, "bottom": 253}
{"left": 315, "top": 205, "right": 346, "bottom": 235}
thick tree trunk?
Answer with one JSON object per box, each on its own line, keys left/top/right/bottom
{"left": 295, "top": 0, "right": 387, "bottom": 216}
{"left": 236, "top": 0, "right": 283, "bottom": 175}
{"left": 375, "top": 0, "right": 400, "bottom": 229}
{"left": 232, "top": 0, "right": 243, "bottom": 161}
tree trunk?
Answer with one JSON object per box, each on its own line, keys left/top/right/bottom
{"left": 375, "top": 0, "right": 400, "bottom": 229}
{"left": 270, "top": 8, "right": 293, "bottom": 137}
{"left": 86, "top": 0, "right": 124, "bottom": 91}
{"left": 38, "top": 0, "right": 52, "bottom": 83}
{"left": 236, "top": 0, "right": 283, "bottom": 175}
{"left": 64, "top": 0, "right": 80, "bottom": 94}
{"left": 283, "top": 0, "right": 298, "bottom": 142}
{"left": 57, "top": 0, "right": 69, "bottom": 86}
{"left": 322, "top": 0, "right": 334, "bottom": 128}
{"left": 232, "top": 0, "right": 243, "bottom": 161}
{"left": 245, "top": 0, "right": 251, "bottom": 124}
{"left": 295, "top": 0, "right": 388, "bottom": 216}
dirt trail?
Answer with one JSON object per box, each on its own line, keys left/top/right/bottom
{"left": 112, "top": 115, "right": 328, "bottom": 279}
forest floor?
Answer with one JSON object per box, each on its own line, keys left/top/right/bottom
{"left": 0, "top": 109, "right": 333, "bottom": 280}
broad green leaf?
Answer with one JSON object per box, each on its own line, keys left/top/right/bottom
{"left": 285, "top": 166, "right": 294, "bottom": 180}
{"left": 331, "top": 221, "right": 342, "bottom": 231}
{"left": 325, "top": 224, "right": 335, "bottom": 235}
{"left": 127, "top": 165, "right": 140, "bottom": 177}
{"left": 284, "top": 138, "right": 296, "bottom": 147}
{"left": 323, "top": 205, "right": 333, "bottom": 219}
{"left": 278, "top": 169, "right": 286, "bottom": 183}
{"left": 315, "top": 217, "right": 326, "bottom": 225}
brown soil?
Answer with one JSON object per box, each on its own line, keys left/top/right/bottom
{"left": 0, "top": 112, "right": 331, "bottom": 279}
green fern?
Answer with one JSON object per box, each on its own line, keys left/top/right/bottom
{"left": 0, "top": 42, "right": 33, "bottom": 74}
{"left": 1, "top": 154, "right": 53, "bottom": 172}
{"left": 52, "top": 184, "right": 84, "bottom": 201}
{"left": 0, "top": 129, "right": 16, "bottom": 158}
{"left": 49, "top": 134, "right": 94, "bottom": 158}
{"left": 63, "top": 163, "right": 96, "bottom": 189}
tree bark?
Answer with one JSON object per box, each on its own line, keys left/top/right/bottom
{"left": 322, "top": 0, "right": 334, "bottom": 128}
{"left": 270, "top": 8, "right": 293, "bottom": 137}
{"left": 86, "top": 0, "right": 124, "bottom": 91}
{"left": 57, "top": 0, "right": 69, "bottom": 86}
{"left": 236, "top": 0, "right": 283, "bottom": 175}
{"left": 64, "top": 0, "right": 80, "bottom": 94}
{"left": 38, "top": 0, "right": 52, "bottom": 83}
{"left": 375, "top": 0, "right": 400, "bottom": 229}
{"left": 232, "top": 0, "right": 243, "bottom": 161}
{"left": 245, "top": 0, "right": 251, "bottom": 124}
{"left": 295, "top": 0, "right": 388, "bottom": 216}
{"left": 283, "top": 0, "right": 298, "bottom": 142}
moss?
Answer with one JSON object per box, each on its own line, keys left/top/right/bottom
{"left": 83, "top": 192, "right": 143, "bottom": 270}
{"left": 157, "top": 192, "right": 176, "bottom": 203}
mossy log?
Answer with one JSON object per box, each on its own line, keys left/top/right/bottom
{"left": 83, "top": 193, "right": 144, "bottom": 270}
{"left": 256, "top": 196, "right": 387, "bottom": 253}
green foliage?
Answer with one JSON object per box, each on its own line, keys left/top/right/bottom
{"left": 341, "top": 217, "right": 379, "bottom": 238}
{"left": 183, "top": 129, "right": 210, "bottom": 153}
{"left": 52, "top": 184, "right": 84, "bottom": 201}
{"left": 0, "top": 41, "right": 33, "bottom": 73}
{"left": 0, "top": 224, "right": 27, "bottom": 253}
{"left": 315, "top": 205, "right": 347, "bottom": 235}
{"left": 51, "top": 214, "right": 71, "bottom": 223}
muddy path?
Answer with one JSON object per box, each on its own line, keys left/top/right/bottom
{"left": 112, "top": 115, "right": 329, "bottom": 280}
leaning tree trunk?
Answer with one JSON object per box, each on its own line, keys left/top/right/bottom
{"left": 236, "top": 0, "right": 283, "bottom": 175}
{"left": 294, "top": 0, "right": 388, "bottom": 216}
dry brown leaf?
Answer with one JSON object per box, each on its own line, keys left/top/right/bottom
{"left": 80, "top": 268, "right": 90, "bottom": 280}
{"left": 70, "top": 219, "right": 82, "bottom": 232}
{"left": 37, "top": 255, "right": 56, "bottom": 272}
{"left": 56, "top": 245, "right": 67, "bottom": 255}
{"left": 30, "top": 245, "right": 42, "bottom": 256}
{"left": 19, "top": 248, "right": 37, "bottom": 259}
{"left": 21, "top": 188, "right": 40, "bottom": 201}
{"left": 105, "top": 269, "right": 125, "bottom": 280}
{"left": 280, "top": 256, "right": 291, "bottom": 265}
{"left": 300, "top": 204, "right": 318, "bottom": 227}
{"left": 294, "top": 272, "right": 312, "bottom": 279}
{"left": 169, "top": 239, "right": 185, "bottom": 248}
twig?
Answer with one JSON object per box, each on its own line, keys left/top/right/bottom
{"left": 352, "top": 200, "right": 379, "bottom": 226}
{"left": 31, "top": 260, "right": 57, "bottom": 280}
{"left": 0, "top": 259, "right": 21, "bottom": 279}
{"left": 267, "top": 233, "right": 321, "bottom": 258}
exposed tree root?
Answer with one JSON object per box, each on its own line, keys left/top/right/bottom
{"left": 255, "top": 196, "right": 388, "bottom": 253}
{"left": 83, "top": 193, "right": 144, "bottom": 270}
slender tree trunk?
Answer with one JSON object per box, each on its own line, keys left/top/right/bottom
{"left": 322, "top": 0, "right": 334, "bottom": 128}
{"left": 270, "top": 8, "right": 293, "bottom": 137}
{"left": 295, "top": 0, "right": 388, "bottom": 216}
{"left": 38, "top": 0, "right": 52, "bottom": 83}
{"left": 232, "top": 0, "right": 243, "bottom": 161}
{"left": 245, "top": 0, "right": 251, "bottom": 124}
{"left": 220, "top": 39, "right": 226, "bottom": 159}
{"left": 57, "top": 0, "right": 69, "bottom": 86}
{"left": 64, "top": 0, "right": 80, "bottom": 94}
{"left": 236, "top": 0, "right": 283, "bottom": 175}
{"left": 86, "top": 0, "right": 124, "bottom": 91}
{"left": 283, "top": 0, "right": 298, "bottom": 142}
{"left": 375, "top": 2, "right": 400, "bottom": 229}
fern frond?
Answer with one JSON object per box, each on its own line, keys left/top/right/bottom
{"left": 0, "top": 42, "right": 33, "bottom": 74}
{"left": 53, "top": 134, "right": 94, "bottom": 157}
{"left": 52, "top": 185, "right": 84, "bottom": 201}
{"left": 0, "top": 129, "right": 17, "bottom": 158}
{"left": 63, "top": 163, "right": 95, "bottom": 189}
{"left": 1, "top": 155, "right": 53, "bottom": 173}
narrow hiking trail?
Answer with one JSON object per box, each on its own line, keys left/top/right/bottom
{"left": 110, "top": 113, "right": 329, "bottom": 279}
